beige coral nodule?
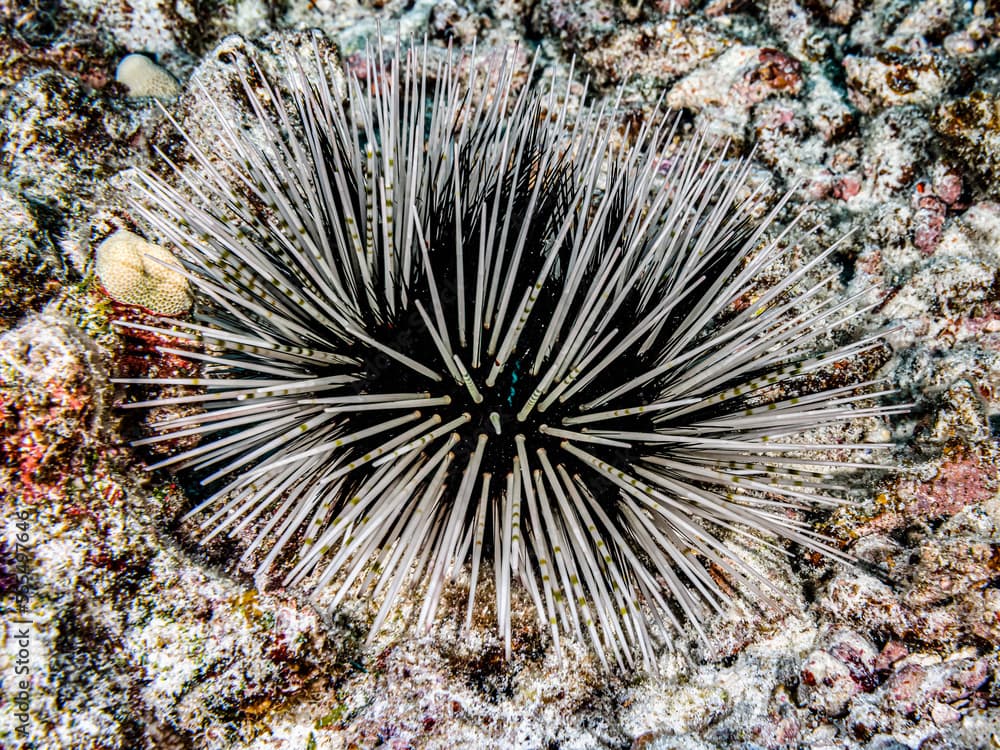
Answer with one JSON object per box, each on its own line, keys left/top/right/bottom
{"left": 96, "top": 230, "right": 191, "bottom": 315}
{"left": 115, "top": 54, "right": 181, "bottom": 100}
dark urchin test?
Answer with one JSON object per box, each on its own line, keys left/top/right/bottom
{"left": 115, "top": 37, "right": 905, "bottom": 672}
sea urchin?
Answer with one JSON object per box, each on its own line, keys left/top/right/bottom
{"left": 115, "top": 37, "right": 904, "bottom": 672}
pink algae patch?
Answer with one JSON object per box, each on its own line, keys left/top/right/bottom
{"left": 859, "top": 450, "right": 997, "bottom": 536}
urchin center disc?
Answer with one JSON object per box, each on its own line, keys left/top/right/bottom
{"left": 359, "top": 310, "right": 577, "bottom": 475}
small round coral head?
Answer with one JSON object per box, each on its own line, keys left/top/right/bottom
{"left": 115, "top": 54, "right": 181, "bottom": 100}
{"left": 95, "top": 230, "right": 191, "bottom": 316}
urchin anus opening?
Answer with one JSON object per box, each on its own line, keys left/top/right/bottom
{"left": 114, "top": 36, "right": 905, "bottom": 673}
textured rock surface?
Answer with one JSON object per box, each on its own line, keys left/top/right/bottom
{"left": 0, "top": 0, "right": 998, "bottom": 748}
{"left": 0, "top": 187, "right": 62, "bottom": 328}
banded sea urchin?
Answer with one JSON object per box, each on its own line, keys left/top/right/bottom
{"left": 115, "top": 37, "right": 905, "bottom": 672}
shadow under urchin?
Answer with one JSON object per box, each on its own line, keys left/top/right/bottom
{"left": 114, "top": 35, "right": 906, "bottom": 673}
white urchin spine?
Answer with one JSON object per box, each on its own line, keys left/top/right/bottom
{"left": 115, "top": 38, "right": 905, "bottom": 673}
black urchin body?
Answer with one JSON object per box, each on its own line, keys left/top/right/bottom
{"left": 117, "top": 39, "right": 903, "bottom": 672}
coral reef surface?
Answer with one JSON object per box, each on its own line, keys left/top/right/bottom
{"left": 1, "top": 0, "right": 999, "bottom": 748}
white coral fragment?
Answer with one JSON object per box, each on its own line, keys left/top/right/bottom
{"left": 115, "top": 54, "right": 181, "bottom": 100}
{"left": 96, "top": 230, "right": 191, "bottom": 315}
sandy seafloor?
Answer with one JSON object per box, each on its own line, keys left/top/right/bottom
{"left": 1, "top": 0, "right": 1000, "bottom": 748}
